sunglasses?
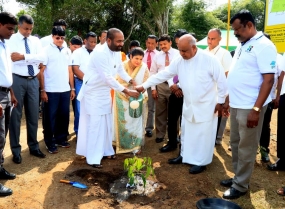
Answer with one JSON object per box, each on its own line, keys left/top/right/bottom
{"left": 55, "top": 36, "right": 65, "bottom": 40}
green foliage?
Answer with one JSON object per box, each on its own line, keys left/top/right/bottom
{"left": 124, "top": 156, "right": 154, "bottom": 188}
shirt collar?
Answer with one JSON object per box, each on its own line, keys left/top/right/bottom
{"left": 165, "top": 47, "right": 173, "bottom": 55}
{"left": 50, "top": 42, "right": 64, "bottom": 50}
{"left": 16, "top": 31, "right": 28, "bottom": 40}
{"left": 207, "top": 45, "right": 220, "bottom": 53}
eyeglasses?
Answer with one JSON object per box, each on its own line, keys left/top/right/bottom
{"left": 55, "top": 36, "right": 65, "bottom": 40}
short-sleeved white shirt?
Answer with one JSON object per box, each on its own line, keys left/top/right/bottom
{"left": 40, "top": 34, "right": 67, "bottom": 48}
{"left": 43, "top": 43, "right": 71, "bottom": 92}
{"left": 227, "top": 31, "right": 277, "bottom": 108}
{"left": 0, "top": 40, "right": 12, "bottom": 87}
{"left": 71, "top": 46, "right": 93, "bottom": 76}
{"left": 205, "top": 45, "right": 233, "bottom": 72}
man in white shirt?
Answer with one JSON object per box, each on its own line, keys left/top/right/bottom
{"left": 40, "top": 19, "right": 68, "bottom": 48}
{"left": 221, "top": 10, "right": 276, "bottom": 199}
{"left": 150, "top": 34, "right": 180, "bottom": 143}
{"left": 206, "top": 28, "right": 233, "bottom": 145}
{"left": 0, "top": 11, "right": 18, "bottom": 197}
{"left": 136, "top": 34, "right": 227, "bottom": 174}
{"left": 39, "top": 26, "right": 75, "bottom": 154}
{"left": 76, "top": 28, "right": 139, "bottom": 168}
{"left": 94, "top": 30, "right": 107, "bottom": 51}
{"left": 7, "top": 14, "right": 46, "bottom": 164}
{"left": 72, "top": 32, "right": 97, "bottom": 136}
{"left": 142, "top": 35, "right": 158, "bottom": 138}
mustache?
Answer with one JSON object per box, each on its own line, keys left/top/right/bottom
{"left": 235, "top": 34, "right": 241, "bottom": 38}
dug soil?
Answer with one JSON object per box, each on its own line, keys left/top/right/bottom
{"left": 0, "top": 110, "right": 284, "bottom": 209}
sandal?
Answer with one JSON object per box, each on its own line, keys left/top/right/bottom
{"left": 277, "top": 187, "right": 285, "bottom": 196}
{"left": 89, "top": 164, "right": 103, "bottom": 168}
{"left": 103, "top": 155, "right": 116, "bottom": 159}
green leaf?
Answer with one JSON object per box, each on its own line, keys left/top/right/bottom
{"left": 141, "top": 174, "right": 146, "bottom": 188}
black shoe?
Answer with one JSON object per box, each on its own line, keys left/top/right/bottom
{"left": 168, "top": 155, "right": 183, "bottom": 164}
{"left": 155, "top": 138, "right": 164, "bottom": 143}
{"left": 189, "top": 165, "right": 206, "bottom": 174}
{"left": 12, "top": 154, "right": 22, "bottom": 164}
{"left": 0, "top": 168, "right": 16, "bottom": 180}
{"left": 145, "top": 130, "right": 153, "bottom": 137}
{"left": 30, "top": 149, "right": 46, "bottom": 158}
{"left": 220, "top": 178, "right": 233, "bottom": 187}
{"left": 0, "top": 183, "right": 12, "bottom": 196}
{"left": 223, "top": 187, "right": 246, "bottom": 199}
{"left": 160, "top": 144, "right": 177, "bottom": 152}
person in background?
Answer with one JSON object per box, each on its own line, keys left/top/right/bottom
{"left": 127, "top": 40, "right": 140, "bottom": 58}
{"left": 94, "top": 30, "right": 107, "bottom": 51}
{"left": 69, "top": 35, "right": 83, "bottom": 53}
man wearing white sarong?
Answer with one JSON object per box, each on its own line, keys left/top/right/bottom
{"left": 136, "top": 34, "right": 228, "bottom": 174}
{"left": 76, "top": 28, "right": 139, "bottom": 168}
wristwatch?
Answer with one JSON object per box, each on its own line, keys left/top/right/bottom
{"left": 129, "top": 79, "right": 133, "bottom": 85}
{"left": 252, "top": 106, "right": 261, "bottom": 112}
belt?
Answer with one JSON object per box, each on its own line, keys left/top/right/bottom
{"left": 0, "top": 86, "right": 10, "bottom": 93}
{"left": 13, "top": 74, "right": 36, "bottom": 79}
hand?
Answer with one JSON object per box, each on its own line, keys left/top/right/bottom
{"left": 222, "top": 100, "right": 230, "bottom": 117}
{"left": 0, "top": 104, "right": 3, "bottom": 117}
{"left": 170, "top": 84, "right": 179, "bottom": 93}
{"left": 214, "top": 103, "right": 223, "bottom": 114}
{"left": 151, "top": 90, "right": 158, "bottom": 99}
{"left": 41, "top": 91, "right": 48, "bottom": 102}
{"left": 135, "top": 85, "right": 145, "bottom": 93}
{"left": 11, "top": 52, "right": 25, "bottom": 62}
{"left": 174, "top": 89, "right": 183, "bottom": 98}
{"left": 273, "top": 98, "right": 279, "bottom": 109}
{"left": 10, "top": 94, "right": 18, "bottom": 107}
{"left": 127, "top": 89, "right": 139, "bottom": 98}
{"left": 70, "top": 90, "right": 76, "bottom": 100}
{"left": 247, "top": 109, "right": 260, "bottom": 128}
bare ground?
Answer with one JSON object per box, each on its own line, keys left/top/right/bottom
{"left": 0, "top": 110, "right": 285, "bottom": 209}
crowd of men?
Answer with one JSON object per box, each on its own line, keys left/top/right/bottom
{"left": 1, "top": 9, "right": 285, "bottom": 200}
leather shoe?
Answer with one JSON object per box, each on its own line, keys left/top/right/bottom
{"left": 145, "top": 130, "right": 153, "bottom": 137}
{"left": 160, "top": 144, "right": 177, "bottom": 152}
{"left": 267, "top": 162, "right": 285, "bottom": 171}
{"left": 12, "top": 154, "right": 22, "bottom": 164}
{"left": 30, "top": 149, "right": 46, "bottom": 158}
{"left": 220, "top": 178, "right": 233, "bottom": 187}
{"left": 223, "top": 187, "right": 246, "bottom": 199}
{"left": 189, "top": 165, "right": 206, "bottom": 174}
{"left": 155, "top": 138, "right": 164, "bottom": 143}
{"left": 0, "top": 183, "right": 12, "bottom": 196}
{"left": 168, "top": 155, "right": 183, "bottom": 164}
{"left": 0, "top": 168, "right": 16, "bottom": 180}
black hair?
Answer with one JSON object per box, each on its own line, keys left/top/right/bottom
{"left": 70, "top": 35, "right": 83, "bottom": 45}
{"left": 158, "top": 34, "right": 171, "bottom": 42}
{"left": 147, "top": 35, "right": 158, "bottom": 42}
{"left": 230, "top": 9, "right": 255, "bottom": 26}
{"left": 52, "top": 26, "right": 65, "bottom": 36}
{"left": 0, "top": 12, "right": 17, "bottom": 25}
{"left": 174, "top": 29, "right": 188, "bottom": 39}
{"left": 53, "top": 19, "right": 67, "bottom": 27}
{"left": 107, "top": 28, "right": 123, "bottom": 40}
{"left": 129, "top": 40, "right": 140, "bottom": 49}
{"left": 130, "top": 47, "right": 144, "bottom": 57}
{"left": 85, "top": 32, "right": 97, "bottom": 39}
{"left": 19, "top": 14, "right": 34, "bottom": 25}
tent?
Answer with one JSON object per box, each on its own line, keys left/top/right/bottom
{"left": 196, "top": 30, "right": 239, "bottom": 52}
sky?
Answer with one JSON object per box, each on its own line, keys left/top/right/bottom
{"left": 2, "top": 0, "right": 230, "bottom": 15}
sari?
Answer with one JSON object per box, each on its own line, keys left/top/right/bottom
{"left": 113, "top": 60, "right": 149, "bottom": 154}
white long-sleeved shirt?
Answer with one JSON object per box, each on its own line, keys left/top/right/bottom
{"left": 6, "top": 32, "right": 45, "bottom": 76}
{"left": 0, "top": 40, "right": 12, "bottom": 87}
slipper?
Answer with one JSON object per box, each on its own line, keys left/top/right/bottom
{"left": 103, "top": 155, "right": 116, "bottom": 159}
{"left": 277, "top": 187, "right": 285, "bottom": 196}
{"left": 89, "top": 164, "right": 102, "bottom": 168}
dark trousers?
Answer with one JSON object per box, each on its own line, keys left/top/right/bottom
{"left": 259, "top": 101, "right": 274, "bottom": 153}
{"left": 277, "top": 94, "right": 285, "bottom": 160}
{"left": 0, "top": 91, "right": 10, "bottom": 165}
{"left": 167, "top": 93, "right": 183, "bottom": 147}
{"left": 42, "top": 91, "right": 70, "bottom": 147}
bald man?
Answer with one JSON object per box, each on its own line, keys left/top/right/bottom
{"left": 206, "top": 28, "right": 232, "bottom": 146}
{"left": 76, "top": 28, "right": 139, "bottom": 168}
{"left": 136, "top": 35, "right": 228, "bottom": 174}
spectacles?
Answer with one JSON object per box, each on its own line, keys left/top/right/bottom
{"left": 55, "top": 36, "right": 65, "bottom": 40}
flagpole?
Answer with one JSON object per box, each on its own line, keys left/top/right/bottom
{"left": 226, "top": 0, "right": 231, "bottom": 50}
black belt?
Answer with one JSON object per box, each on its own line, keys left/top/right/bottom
{"left": 13, "top": 74, "right": 36, "bottom": 79}
{"left": 0, "top": 86, "right": 10, "bottom": 93}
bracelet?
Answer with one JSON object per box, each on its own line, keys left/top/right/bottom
{"left": 71, "top": 88, "right": 75, "bottom": 91}
{"left": 40, "top": 89, "right": 45, "bottom": 92}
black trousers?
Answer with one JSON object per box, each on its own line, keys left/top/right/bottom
{"left": 167, "top": 93, "right": 183, "bottom": 147}
{"left": 259, "top": 101, "right": 274, "bottom": 153}
{"left": 277, "top": 94, "right": 285, "bottom": 160}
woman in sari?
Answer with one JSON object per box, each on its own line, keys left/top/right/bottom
{"left": 113, "top": 48, "right": 149, "bottom": 154}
